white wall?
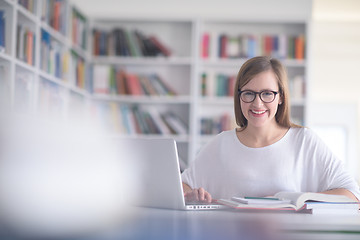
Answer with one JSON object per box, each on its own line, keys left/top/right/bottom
{"left": 72, "top": 0, "right": 312, "bottom": 21}
{"left": 310, "top": 0, "right": 360, "bottom": 180}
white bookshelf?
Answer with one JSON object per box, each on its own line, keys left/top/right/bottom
{"left": 0, "top": 0, "right": 91, "bottom": 120}
{"left": 0, "top": 1, "right": 308, "bottom": 168}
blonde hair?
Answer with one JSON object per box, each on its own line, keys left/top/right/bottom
{"left": 234, "top": 56, "right": 301, "bottom": 129}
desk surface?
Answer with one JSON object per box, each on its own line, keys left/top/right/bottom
{"left": 2, "top": 207, "right": 359, "bottom": 240}
{"left": 81, "top": 207, "right": 360, "bottom": 240}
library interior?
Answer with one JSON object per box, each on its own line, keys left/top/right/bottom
{"left": 1, "top": 0, "right": 360, "bottom": 239}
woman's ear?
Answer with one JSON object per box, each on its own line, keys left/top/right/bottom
{"left": 278, "top": 94, "right": 283, "bottom": 105}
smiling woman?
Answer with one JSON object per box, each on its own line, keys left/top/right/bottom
{"left": 181, "top": 56, "right": 360, "bottom": 204}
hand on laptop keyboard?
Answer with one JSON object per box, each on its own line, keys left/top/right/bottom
{"left": 184, "top": 187, "right": 212, "bottom": 203}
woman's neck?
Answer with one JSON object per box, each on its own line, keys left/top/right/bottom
{"left": 237, "top": 123, "right": 289, "bottom": 148}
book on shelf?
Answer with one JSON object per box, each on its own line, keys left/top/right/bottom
{"left": 211, "top": 33, "right": 305, "bottom": 60}
{"left": 126, "top": 73, "right": 143, "bottom": 96}
{"left": 200, "top": 113, "right": 236, "bottom": 135}
{"left": 201, "top": 32, "right": 210, "bottom": 58}
{"left": 161, "top": 111, "right": 188, "bottom": 135}
{"left": 146, "top": 106, "right": 172, "bottom": 135}
{"left": 71, "top": 51, "right": 86, "bottom": 89}
{"left": 93, "top": 65, "right": 110, "bottom": 94}
{"left": 201, "top": 72, "right": 235, "bottom": 97}
{"left": 0, "top": 65, "right": 10, "bottom": 111}
{"left": 41, "top": 29, "right": 70, "bottom": 80}
{"left": 16, "top": 25, "right": 35, "bottom": 66}
{"left": 289, "top": 75, "right": 305, "bottom": 101}
{"left": 93, "top": 103, "right": 188, "bottom": 135}
{"left": 148, "top": 35, "right": 171, "bottom": 57}
{"left": 226, "top": 36, "right": 241, "bottom": 58}
{"left": 0, "top": 10, "right": 5, "bottom": 51}
{"left": 42, "top": 0, "right": 67, "bottom": 35}
{"left": 72, "top": 8, "right": 87, "bottom": 49}
{"left": 295, "top": 34, "right": 305, "bottom": 60}
{"left": 92, "top": 65, "right": 177, "bottom": 96}
{"left": 92, "top": 28, "right": 171, "bottom": 57}
{"left": 217, "top": 192, "right": 359, "bottom": 214}
{"left": 18, "top": 0, "right": 36, "bottom": 14}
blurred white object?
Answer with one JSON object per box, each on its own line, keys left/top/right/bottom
{"left": 0, "top": 116, "right": 139, "bottom": 238}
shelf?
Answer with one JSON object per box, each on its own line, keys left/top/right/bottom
{"left": 0, "top": 51, "right": 12, "bottom": 62}
{"left": 17, "top": 4, "right": 38, "bottom": 24}
{"left": 92, "top": 56, "right": 192, "bottom": 66}
{"left": 40, "top": 22, "right": 69, "bottom": 46}
{"left": 108, "top": 133, "right": 190, "bottom": 143}
{"left": 15, "top": 58, "right": 36, "bottom": 72}
{"left": 92, "top": 94, "right": 191, "bottom": 104}
{"left": 200, "top": 96, "right": 233, "bottom": 105}
{"left": 200, "top": 58, "right": 306, "bottom": 68}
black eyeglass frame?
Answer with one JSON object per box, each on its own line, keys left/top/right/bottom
{"left": 238, "top": 90, "right": 279, "bottom": 103}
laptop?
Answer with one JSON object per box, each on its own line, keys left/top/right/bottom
{"left": 118, "top": 138, "right": 224, "bottom": 210}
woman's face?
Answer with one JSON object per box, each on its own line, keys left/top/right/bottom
{"left": 239, "top": 70, "right": 281, "bottom": 129}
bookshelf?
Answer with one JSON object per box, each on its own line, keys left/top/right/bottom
{"left": 0, "top": 0, "right": 91, "bottom": 121}
{"left": 1, "top": 0, "right": 308, "bottom": 168}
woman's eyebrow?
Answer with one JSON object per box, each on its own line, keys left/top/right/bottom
{"left": 240, "top": 88, "right": 277, "bottom": 91}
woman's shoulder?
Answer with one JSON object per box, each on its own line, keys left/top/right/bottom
{"left": 289, "top": 126, "right": 323, "bottom": 143}
{"left": 204, "top": 129, "right": 237, "bottom": 146}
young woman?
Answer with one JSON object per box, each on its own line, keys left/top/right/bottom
{"left": 181, "top": 56, "right": 360, "bottom": 203}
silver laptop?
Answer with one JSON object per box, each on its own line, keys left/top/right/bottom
{"left": 118, "top": 138, "right": 223, "bottom": 210}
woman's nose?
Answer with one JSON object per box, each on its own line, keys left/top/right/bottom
{"left": 252, "top": 94, "right": 264, "bottom": 106}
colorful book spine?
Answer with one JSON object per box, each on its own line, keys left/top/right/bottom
{"left": 72, "top": 8, "right": 87, "bottom": 49}
{"left": 202, "top": 72, "right": 235, "bottom": 97}
{"left": 41, "top": 30, "right": 68, "bottom": 80}
{"left": 42, "top": 0, "right": 67, "bottom": 35}
{"left": 16, "top": 25, "right": 35, "bottom": 66}
{"left": 92, "top": 103, "right": 188, "bottom": 135}
{"left": 92, "top": 67, "right": 177, "bottom": 96}
{"left": 208, "top": 33, "right": 305, "bottom": 60}
{"left": 201, "top": 33, "right": 210, "bottom": 58}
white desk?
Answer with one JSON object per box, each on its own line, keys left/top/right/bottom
{"left": 80, "top": 207, "right": 360, "bottom": 240}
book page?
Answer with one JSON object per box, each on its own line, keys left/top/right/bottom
{"left": 274, "top": 192, "right": 356, "bottom": 209}
{"left": 274, "top": 192, "right": 306, "bottom": 208}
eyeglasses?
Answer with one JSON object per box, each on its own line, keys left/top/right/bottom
{"left": 238, "top": 90, "right": 279, "bottom": 103}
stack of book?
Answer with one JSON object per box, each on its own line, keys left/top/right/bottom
{"left": 217, "top": 192, "right": 359, "bottom": 214}
{"left": 202, "top": 33, "right": 305, "bottom": 60}
{"left": 93, "top": 66, "right": 176, "bottom": 96}
{"left": 201, "top": 72, "right": 235, "bottom": 97}
{"left": 200, "top": 113, "right": 236, "bottom": 135}
{"left": 93, "top": 103, "right": 188, "bottom": 135}
{"left": 41, "top": 0, "right": 67, "bottom": 35}
{"left": 92, "top": 28, "right": 171, "bottom": 57}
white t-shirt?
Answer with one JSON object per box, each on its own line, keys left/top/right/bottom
{"left": 181, "top": 127, "right": 360, "bottom": 200}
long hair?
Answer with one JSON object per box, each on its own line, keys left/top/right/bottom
{"left": 234, "top": 56, "right": 301, "bottom": 129}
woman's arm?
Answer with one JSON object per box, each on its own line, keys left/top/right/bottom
{"left": 182, "top": 182, "right": 212, "bottom": 203}
{"left": 321, "top": 188, "right": 359, "bottom": 202}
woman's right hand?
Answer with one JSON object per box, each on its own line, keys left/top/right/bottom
{"left": 184, "top": 187, "right": 212, "bottom": 203}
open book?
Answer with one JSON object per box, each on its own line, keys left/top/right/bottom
{"left": 217, "top": 192, "right": 359, "bottom": 213}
